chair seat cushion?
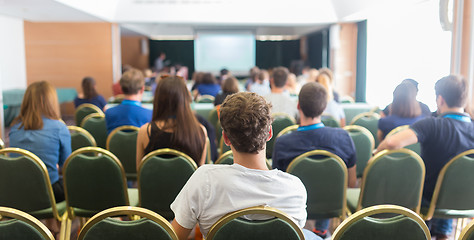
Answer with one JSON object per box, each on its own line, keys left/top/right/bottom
{"left": 29, "top": 200, "right": 67, "bottom": 219}
{"left": 421, "top": 207, "right": 474, "bottom": 219}
{"left": 346, "top": 188, "right": 361, "bottom": 213}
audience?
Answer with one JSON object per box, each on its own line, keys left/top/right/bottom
{"left": 136, "top": 76, "right": 208, "bottom": 167}
{"left": 264, "top": 67, "right": 298, "bottom": 119}
{"left": 193, "top": 72, "right": 221, "bottom": 99}
{"left": 376, "top": 75, "right": 474, "bottom": 240}
{"left": 214, "top": 76, "right": 239, "bottom": 106}
{"left": 316, "top": 71, "right": 345, "bottom": 126}
{"left": 249, "top": 69, "right": 271, "bottom": 96}
{"left": 285, "top": 72, "right": 301, "bottom": 95}
{"left": 245, "top": 66, "right": 260, "bottom": 91}
{"left": 381, "top": 78, "right": 431, "bottom": 117}
{"left": 74, "top": 76, "right": 107, "bottom": 110}
{"left": 170, "top": 92, "right": 321, "bottom": 240}
{"left": 105, "top": 68, "right": 152, "bottom": 133}
{"left": 10, "top": 81, "right": 71, "bottom": 203}
{"left": 377, "top": 82, "right": 425, "bottom": 141}
{"left": 272, "top": 82, "right": 357, "bottom": 239}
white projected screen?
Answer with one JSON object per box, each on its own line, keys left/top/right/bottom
{"left": 194, "top": 32, "right": 255, "bottom": 75}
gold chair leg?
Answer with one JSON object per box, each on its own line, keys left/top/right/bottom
{"left": 59, "top": 212, "right": 72, "bottom": 240}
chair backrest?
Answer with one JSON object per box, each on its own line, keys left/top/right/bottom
{"left": 350, "top": 112, "right": 380, "bottom": 147}
{"left": 267, "top": 113, "right": 296, "bottom": 158}
{"left": 68, "top": 126, "right": 97, "bottom": 152}
{"left": 206, "top": 206, "right": 304, "bottom": 240}
{"left": 77, "top": 206, "right": 178, "bottom": 240}
{"left": 197, "top": 95, "right": 215, "bottom": 103}
{"left": 63, "top": 147, "right": 130, "bottom": 218}
{"left": 459, "top": 218, "right": 474, "bottom": 240}
{"left": 332, "top": 204, "right": 430, "bottom": 240}
{"left": 343, "top": 125, "right": 375, "bottom": 178}
{"left": 0, "top": 206, "right": 55, "bottom": 240}
{"left": 322, "top": 114, "right": 341, "bottom": 128}
{"left": 81, "top": 113, "right": 107, "bottom": 148}
{"left": 275, "top": 125, "right": 298, "bottom": 139}
{"left": 286, "top": 150, "right": 347, "bottom": 219}
{"left": 75, "top": 103, "right": 104, "bottom": 126}
{"left": 386, "top": 125, "right": 421, "bottom": 155}
{"left": 423, "top": 149, "right": 474, "bottom": 220}
{"left": 357, "top": 149, "right": 425, "bottom": 213}
{"left": 106, "top": 125, "right": 140, "bottom": 180}
{"left": 0, "top": 148, "right": 62, "bottom": 221}
{"left": 138, "top": 148, "right": 197, "bottom": 220}
{"left": 208, "top": 107, "right": 222, "bottom": 144}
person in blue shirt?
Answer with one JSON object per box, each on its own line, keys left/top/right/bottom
{"left": 193, "top": 72, "right": 221, "bottom": 99}
{"left": 9, "top": 81, "right": 71, "bottom": 203}
{"left": 377, "top": 82, "right": 425, "bottom": 141}
{"left": 272, "top": 82, "right": 357, "bottom": 238}
{"left": 376, "top": 75, "right": 474, "bottom": 240}
{"left": 74, "top": 76, "right": 107, "bottom": 110}
{"left": 105, "top": 68, "right": 152, "bottom": 133}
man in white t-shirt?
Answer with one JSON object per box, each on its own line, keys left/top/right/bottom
{"left": 170, "top": 92, "right": 321, "bottom": 240}
{"left": 264, "top": 67, "right": 299, "bottom": 120}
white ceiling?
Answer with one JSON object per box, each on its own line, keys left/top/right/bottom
{"left": 0, "top": 0, "right": 426, "bottom": 38}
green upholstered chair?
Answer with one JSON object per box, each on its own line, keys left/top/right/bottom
{"left": 197, "top": 95, "right": 215, "bottom": 103}
{"left": 343, "top": 125, "right": 375, "bottom": 178}
{"left": 421, "top": 149, "right": 474, "bottom": 221}
{"left": 206, "top": 206, "right": 304, "bottom": 240}
{"left": 459, "top": 219, "right": 474, "bottom": 240}
{"left": 350, "top": 112, "right": 381, "bottom": 148}
{"left": 267, "top": 113, "right": 296, "bottom": 158}
{"left": 62, "top": 147, "right": 138, "bottom": 221}
{"left": 106, "top": 125, "right": 140, "bottom": 181}
{"left": 218, "top": 137, "right": 231, "bottom": 157}
{"left": 275, "top": 125, "right": 298, "bottom": 139}
{"left": 287, "top": 150, "right": 347, "bottom": 220}
{"left": 0, "top": 206, "right": 55, "bottom": 240}
{"left": 215, "top": 150, "right": 272, "bottom": 169}
{"left": 332, "top": 204, "right": 430, "bottom": 240}
{"left": 68, "top": 126, "right": 97, "bottom": 152}
{"left": 346, "top": 149, "right": 425, "bottom": 214}
{"left": 137, "top": 148, "right": 197, "bottom": 220}
{"left": 386, "top": 125, "right": 421, "bottom": 156}
{"left": 0, "top": 148, "right": 66, "bottom": 222}
{"left": 208, "top": 107, "right": 223, "bottom": 145}
{"left": 77, "top": 206, "right": 178, "bottom": 240}
{"left": 322, "top": 114, "right": 341, "bottom": 128}
{"left": 81, "top": 113, "right": 107, "bottom": 149}
{"left": 75, "top": 103, "right": 104, "bottom": 126}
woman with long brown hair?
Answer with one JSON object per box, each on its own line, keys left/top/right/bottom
{"left": 9, "top": 81, "right": 71, "bottom": 202}
{"left": 136, "top": 76, "right": 208, "bottom": 167}
{"left": 74, "top": 76, "right": 107, "bottom": 110}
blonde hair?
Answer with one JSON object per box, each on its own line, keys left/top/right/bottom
{"left": 316, "top": 73, "right": 334, "bottom": 101}
{"left": 14, "top": 81, "right": 60, "bottom": 130}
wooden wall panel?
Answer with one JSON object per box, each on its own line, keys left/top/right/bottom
{"left": 24, "top": 22, "right": 116, "bottom": 101}
{"left": 331, "top": 23, "right": 358, "bottom": 99}
{"left": 121, "top": 36, "right": 149, "bottom": 70}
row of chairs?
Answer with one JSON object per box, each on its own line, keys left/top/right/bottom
{"left": 6, "top": 203, "right": 474, "bottom": 240}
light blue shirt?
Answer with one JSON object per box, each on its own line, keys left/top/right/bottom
{"left": 9, "top": 117, "right": 71, "bottom": 184}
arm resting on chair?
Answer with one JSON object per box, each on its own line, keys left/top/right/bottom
{"left": 375, "top": 128, "right": 418, "bottom": 154}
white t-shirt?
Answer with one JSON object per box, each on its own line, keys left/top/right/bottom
{"left": 324, "top": 99, "right": 345, "bottom": 122}
{"left": 264, "top": 93, "right": 299, "bottom": 119}
{"left": 170, "top": 164, "right": 307, "bottom": 237}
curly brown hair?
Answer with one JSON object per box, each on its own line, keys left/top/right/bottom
{"left": 220, "top": 92, "right": 272, "bottom": 154}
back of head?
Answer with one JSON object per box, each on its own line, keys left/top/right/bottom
{"left": 307, "top": 69, "right": 319, "bottom": 82}
{"left": 153, "top": 76, "right": 204, "bottom": 162}
{"left": 201, "top": 73, "right": 217, "bottom": 85}
{"left": 82, "top": 76, "right": 98, "bottom": 99}
{"left": 222, "top": 77, "right": 239, "bottom": 94}
{"left": 16, "top": 81, "right": 60, "bottom": 130}
{"left": 402, "top": 78, "right": 419, "bottom": 93}
{"left": 298, "top": 82, "right": 328, "bottom": 118}
{"left": 258, "top": 70, "right": 269, "bottom": 82}
{"left": 316, "top": 73, "right": 334, "bottom": 100}
{"left": 220, "top": 92, "right": 272, "bottom": 154}
{"left": 220, "top": 68, "right": 229, "bottom": 76}
{"left": 391, "top": 82, "right": 421, "bottom": 118}
{"left": 120, "top": 68, "right": 144, "bottom": 95}
{"left": 318, "top": 68, "right": 334, "bottom": 82}
{"left": 435, "top": 75, "right": 468, "bottom": 108}
{"left": 272, "top": 67, "right": 289, "bottom": 88}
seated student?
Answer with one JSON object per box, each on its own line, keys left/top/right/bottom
{"left": 105, "top": 68, "right": 152, "bottom": 133}
{"left": 170, "top": 92, "right": 321, "bottom": 240}
{"left": 249, "top": 69, "right": 271, "bottom": 96}
{"left": 316, "top": 72, "right": 345, "bottom": 126}
{"left": 273, "top": 82, "right": 357, "bottom": 239}
{"left": 193, "top": 72, "right": 221, "bottom": 98}
{"left": 378, "top": 82, "right": 425, "bottom": 141}
{"left": 381, "top": 78, "right": 432, "bottom": 117}
{"left": 244, "top": 66, "right": 260, "bottom": 91}
{"left": 136, "top": 76, "right": 208, "bottom": 167}
{"left": 10, "top": 81, "right": 71, "bottom": 203}
{"left": 264, "top": 67, "right": 298, "bottom": 120}
{"left": 376, "top": 75, "right": 474, "bottom": 240}
{"left": 74, "top": 76, "right": 107, "bottom": 110}
{"left": 214, "top": 76, "right": 239, "bottom": 106}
